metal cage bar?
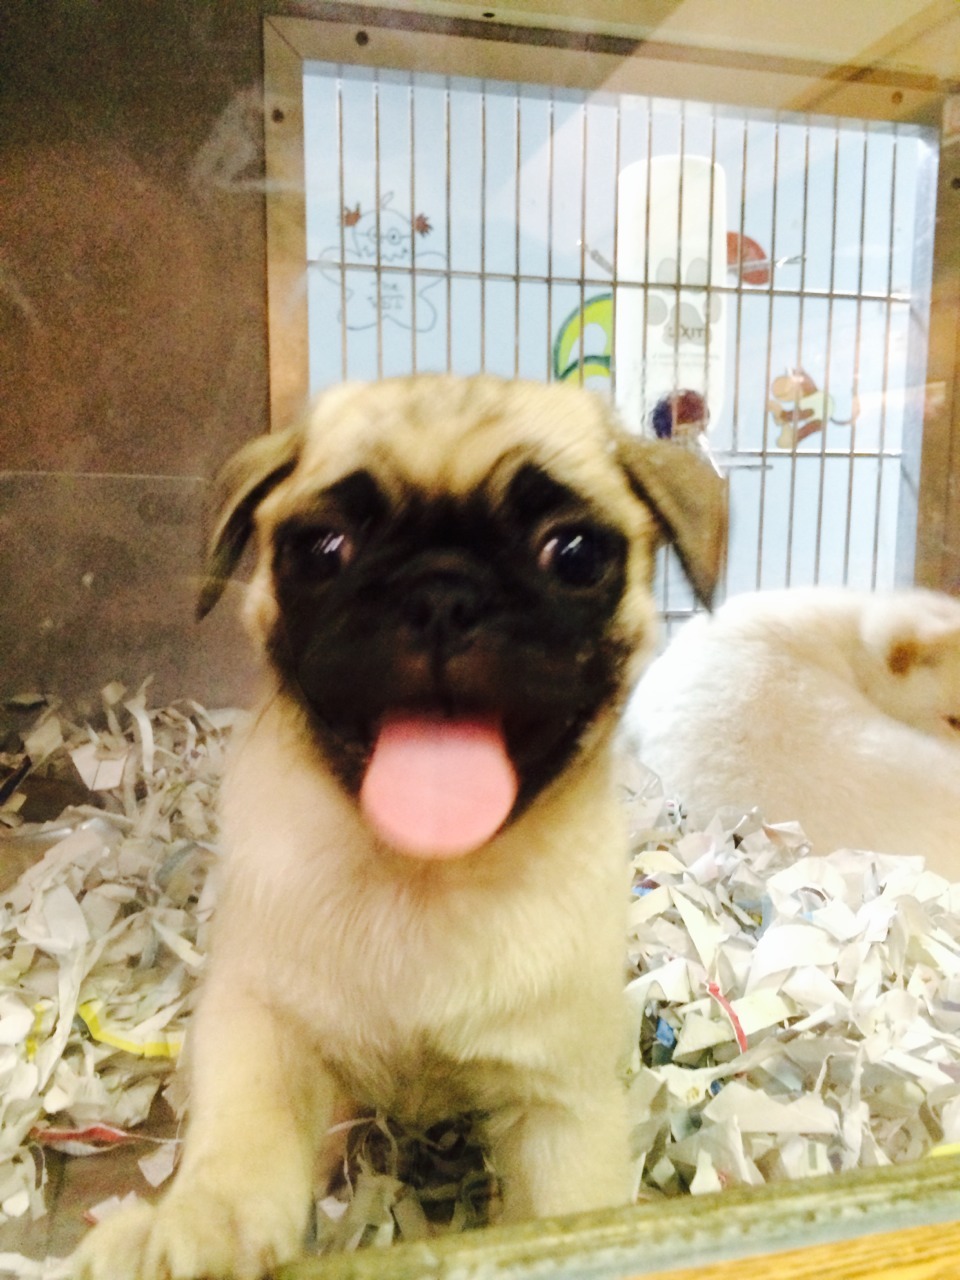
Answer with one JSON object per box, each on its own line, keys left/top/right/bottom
{"left": 268, "top": 12, "right": 954, "bottom": 615}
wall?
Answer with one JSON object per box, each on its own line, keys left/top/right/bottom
{"left": 0, "top": 1, "right": 293, "bottom": 713}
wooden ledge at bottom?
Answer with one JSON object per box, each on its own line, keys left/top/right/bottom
{"left": 281, "top": 1155, "right": 960, "bottom": 1280}
{"left": 641, "top": 1218, "right": 960, "bottom": 1280}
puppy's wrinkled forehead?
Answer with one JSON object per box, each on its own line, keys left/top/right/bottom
{"left": 270, "top": 375, "right": 635, "bottom": 518}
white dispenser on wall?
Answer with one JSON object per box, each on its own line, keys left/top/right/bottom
{"left": 614, "top": 155, "right": 727, "bottom": 444}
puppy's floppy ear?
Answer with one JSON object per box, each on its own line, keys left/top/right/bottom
{"left": 196, "top": 426, "right": 302, "bottom": 620}
{"left": 882, "top": 614, "right": 960, "bottom": 676}
{"left": 618, "top": 436, "right": 728, "bottom": 609}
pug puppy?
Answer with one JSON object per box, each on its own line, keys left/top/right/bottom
{"left": 73, "top": 375, "right": 726, "bottom": 1280}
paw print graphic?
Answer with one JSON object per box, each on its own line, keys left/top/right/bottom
{"left": 649, "top": 256, "right": 722, "bottom": 345}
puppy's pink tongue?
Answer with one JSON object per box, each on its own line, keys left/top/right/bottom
{"left": 360, "top": 716, "right": 518, "bottom": 858}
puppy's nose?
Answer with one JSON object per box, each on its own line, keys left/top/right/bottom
{"left": 401, "top": 575, "right": 485, "bottom": 651}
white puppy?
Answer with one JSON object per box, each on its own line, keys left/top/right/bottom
{"left": 630, "top": 587, "right": 960, "bottom": 878}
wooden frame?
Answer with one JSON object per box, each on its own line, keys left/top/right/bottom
{"left": 910, "top": 96, "right": 960, "bottom": 592}
{"left": 264, "top": 18, "right": 311, "bottom": 433}
{"left": 264, "top": 11, "right": 960, "bottom": 1275}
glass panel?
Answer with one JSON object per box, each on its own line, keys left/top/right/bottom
{"left": 303, "top": 63, "right": 938, "bottom": 608}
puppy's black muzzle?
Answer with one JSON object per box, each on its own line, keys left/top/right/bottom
{"left": 269, "top": 513, "right": 626, "bottom": 806}
{"left": 397, "top": 558, "right": 491, "bottom": 658}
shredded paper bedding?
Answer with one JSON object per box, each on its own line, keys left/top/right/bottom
{"left": 2, "top": 690, "right": 960, "bottom": 1268}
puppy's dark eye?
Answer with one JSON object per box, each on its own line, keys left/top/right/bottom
{"left": 537, "top": 526, "right": 616, "bottom": 588}
{"left": 280, "top": 527, "right": 354, "bottom": 580}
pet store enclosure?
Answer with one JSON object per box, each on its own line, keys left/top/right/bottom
{"left": 263, "top": 9, "right": 959, "bottom": 629}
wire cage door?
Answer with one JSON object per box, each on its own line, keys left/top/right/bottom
{"left": 279, "top": 25, "right": 942, "bottom": 630}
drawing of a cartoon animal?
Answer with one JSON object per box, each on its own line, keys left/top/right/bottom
{"left": 317, "top": 193, "right": 445, "bottom": 332}
{"left": 767, "top": 368, "right": 860, "bottom": 448}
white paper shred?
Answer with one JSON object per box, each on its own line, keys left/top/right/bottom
{"left": 137, "top": 1141, "right": 179, "bottom": 1189}
{"left": 0, "top": 690, "right": 234, "bottom": 1235}
{"left": 0, "top": 1252, "right": 73, "bottom": 1279}
{"left": 619, "top": 755, "right": 960, "bottom": 1196}
{"left": 4, "top": 706, "right": 960, "bottom": 1261}
{"left": 69, "top": 743, "right": 129, "bottom": 794}
{"left": 82, "top": 1191, "right": 142, "bottom": 1225}
{"left": 21, "top": 716, "right": 64, "bottom": 766}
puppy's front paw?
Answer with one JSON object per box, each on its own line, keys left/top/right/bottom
{"left": 71, "top": 1200, "right": 157, "bottom": 1280}
{"left": 71, "top": 1180, "right": 307, "bottom": 1280}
